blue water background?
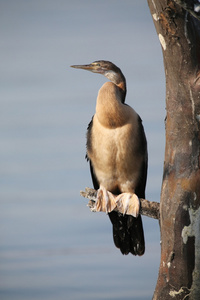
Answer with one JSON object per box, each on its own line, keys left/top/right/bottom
{"left": 0, "top": 1, "right": 165, "bottom": 299}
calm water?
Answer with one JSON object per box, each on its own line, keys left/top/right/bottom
{"left": 0, "top": 1, "right": 165, "bottom": 299}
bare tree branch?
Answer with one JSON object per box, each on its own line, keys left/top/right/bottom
{"left": 80, "top": 187, "right": 160, "bottom": 220}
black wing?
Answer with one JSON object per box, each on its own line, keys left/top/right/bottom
{"left": 86, "top": 117, "right": 100, "bottom": 189}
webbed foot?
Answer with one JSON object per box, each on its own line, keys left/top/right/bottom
{"left": 115, "top": 193, "right": 140, "bottom": 218}
{"left": 95, "top": 186, "right": 117, "bottom": 213}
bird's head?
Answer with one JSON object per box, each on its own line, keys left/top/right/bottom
{"left": 71, "top": 60, "right": 125, "bottom": 86}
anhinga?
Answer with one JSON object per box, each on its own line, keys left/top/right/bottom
{"left": 71, "top": 60, "right": 147, "bottom": 255}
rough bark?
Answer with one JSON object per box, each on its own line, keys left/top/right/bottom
{"left": 147, "top": 0, "right": 200, "bottom": 299}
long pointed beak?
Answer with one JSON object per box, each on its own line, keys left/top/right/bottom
{"left": 70, "top": 63, "right": 103, "bottom": 74}
{"left": 70, "top": 64, "right": 94, "bottom": 71}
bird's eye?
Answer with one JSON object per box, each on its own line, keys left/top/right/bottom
{"left": 95, "top": 63, "right": 100, "bottom": 66}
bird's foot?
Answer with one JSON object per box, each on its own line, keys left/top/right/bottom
{"left": 115, "top": 193, "right": 140, "bottom": 218}
{"left": 95, "top": 186, "right": 117, "bottom": 213}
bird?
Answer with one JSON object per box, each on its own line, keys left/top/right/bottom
{"left": 71, "top": 60, "right": 147, "bottom": 255}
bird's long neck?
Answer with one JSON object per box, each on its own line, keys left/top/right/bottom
{"left": 95, "top": 82, "right": 128, "bottom": 128}
{"left": 105, "top": 70, "right": 126, "bottom": 103}
{"left": 116, "top": 81, "right": 126, "bottom": 103}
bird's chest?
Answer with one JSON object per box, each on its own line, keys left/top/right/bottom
{"left": 88, "top": 115, "right": 139, "bottom": 187}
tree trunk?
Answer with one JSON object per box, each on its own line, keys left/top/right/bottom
{"left": 147, "top": 0, "right": 200, "bottom": 299}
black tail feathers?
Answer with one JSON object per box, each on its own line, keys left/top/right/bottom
{"left": 108, "top": 211, "right": 145, "bottom": 256}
